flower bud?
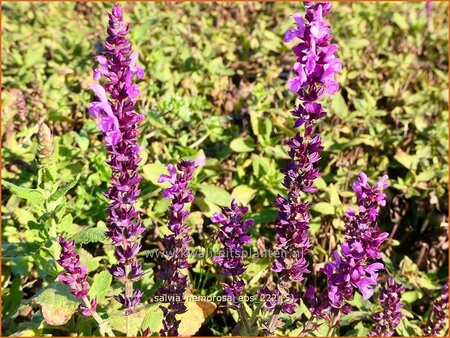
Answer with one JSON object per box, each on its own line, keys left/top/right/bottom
{"left": 37, "top": 122, "right": 54, "bottom": 165}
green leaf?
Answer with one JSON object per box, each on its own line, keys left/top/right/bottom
{"left": 48, "top": 176, "right": 80, "bottom": 202}
{"left": 331, "top": 92, "right": 349, "bottom": 118}
{"left": 392, "top": 12, "right": 409, "bottom": 31}
{"left": 3, "top": 243, "right": 41, "bottom": 259}
{"left": 345, "top": 322, "right": 370, "bottom": 336}
{"left": 328, "top": 184, "right": 341, "bottom": 206}
{"left": 312, "top": 202, "right": 335, "bottom": 215}
{"left": 178, "top": 301, "right": 212, "bottom": 336}
{"left": 250, "top": 209, "right": 277, "bottom": 224}
{"left": 230, "top": 137, "right": 256, "bottom": 153}
{"left": 142, "top": 162, "right": 168, "bottom": 185}
{"left": 72, "top": 228, "right": 107, "bottom": 244}
{"left": 401, "top": 290, "right": 423, "bottom": 304}
{"left": 141, "top": 307, "right": 164, "bottom": 333}
{"left": 416, "top": 171, "right": 435, "bottom": 182}
{"left": 3, "top": 180, "right": 45, "bottom": 205}
{"left": 79, "top": 248, "right": 101, "bottom": 272}
{"left": 29, "top": 282, "right": 80, "bottom": 326}
{"left": 340, "top": 310, "right": 372, "bottom": 326}
{"left": 200, "top": 184, "right": 232, "bottom": 207}
{"left": 88, "top": 271, "right": 112, "bottom": 302}
{"left": 394, "top": 150, "right": 417, "bottom": 170}
{"left": 231, "top": 185, "right": 256, "bottom": 204}
{"left": 109, "top": 303, "right": 162, "bottom": 336}
{"left": 59, "top": 214, "right": 73, "bottom": 233}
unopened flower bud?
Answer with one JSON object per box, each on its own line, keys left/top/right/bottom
{"left": 37, "top": 122, "right": 54, "bottom": 165}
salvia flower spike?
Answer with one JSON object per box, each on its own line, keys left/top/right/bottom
{"left": 422, "top": 281, "right": 449, "bottom": 336}
{"left": 211, "top": 200, "right": 254, "bottom": 304}
{"left": 57, "top": 236, "right": 90, "bottom": 300}
{"left": 369, "top": 277, "right": 404, "bottom": 337}
{"left": 89, "top": 4, "right": 145, "bottom": 311}
{"left": 265, "top": 1, "right": 341, "bottom": 328}
{"left": 157, "top": 156, "right": 205, "bottom": 336}
{"left": 305, "top": 174, "right": 390, "bottom": 326}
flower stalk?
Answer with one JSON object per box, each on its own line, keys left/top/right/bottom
{"left": 57, "top": 237, "right": 115, "bottom": 337}
{"left": 89, "top": 4, "right": 145, "bottom": 313}
{"left": 264, "top": 1, "right": 341, "bottom": 333}
{"left": 157, "top": 157, "right": 204, "bottom": 336}
{"left": 211, "top": 200, "right": 254, "bottom": 334}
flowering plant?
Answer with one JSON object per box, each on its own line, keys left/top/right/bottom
{"left": 2, "top": 2, "right": 448, "bottom": 338}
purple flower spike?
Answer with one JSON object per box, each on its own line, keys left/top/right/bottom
{"left": 369, "top": 277, "right": 404, "bottom": 337}
{"left": 265, "top": 3, "right": 341, "bottom": 329}
{"left": 422, "top": 282, "right": 449, "bottom": 336}
{"left": 57, "top": 236, "right": 90, "bottom": 299}
{"left": 90, "top": 4, "right": 145, "bottom": 311}
{"left": 157, "top": 157, "right": 204, "bottom": 336}
{"left": 309, "top": 174, "right": 390, "bottom": 318}
{"left": 211, "top": 200, "right": 254, "bottom": 303}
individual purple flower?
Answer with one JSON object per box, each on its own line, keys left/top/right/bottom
{"left": 369, "top": 277, "right": 404, "bottom": 337}
{"left": 89, "top": 4, "right": 145, "bottom": 311}
{"left": 422, "top": 282, "right": 449, "bottom": 336}
{"left": 211, "top": 200, "right": 254, "bottom": 303}
{"left": 265, "top": 3, "right": 341, "bottom": 331}
{"left": 156, "top": 156, "right": 204, "bottom": 336}
{"left": 57, "top": 236, "right": 90, "bottom": 299}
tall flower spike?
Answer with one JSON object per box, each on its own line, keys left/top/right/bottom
{"left": 89, "top": 4, "right": 145, "bottom": 311}
{"left": 422, "top": 282, "right": 449, "bottom": 336}
{"left": 157, "top": 156, "right": 204, "bottom": 336}
{"left": 306, "top": 174, "right": 390, "bottom": 325}
{"left": 265, "top": 1, "right": 341, "bottom": 331}
{"left": 369, "top": 277, "right": 404, "bottom": 337}
{"left": 211, "top": 200, "right": 254, "bottom": 304}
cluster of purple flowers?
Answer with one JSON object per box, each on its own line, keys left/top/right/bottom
{"left": 57, "top": 237, "right": 90, "bottom": 299}
{"left": 284, "top": 1, "right": 342, "bottom": 100}
{"left": 422, "top": 282, "right": 449, "bottom": 336}
{"left": 57, "top": 237, "right": 97, "bottom": 316}
{"left": 264, "top": 1, "right": 341, "bottom": 321}
{"left": 305, "top": 174, "right": 390, "bottom": 321}
{"left": 89, "top": 4, "right": 145, "bottom": 311}
{"left": 156, "top": 157, "right": 204, "bottom": 336}
{"left": 211, "top": 200, "right": 254, "bottom": 303}
{"left": 369, "top": 277, "right": 404, "bottom": 337}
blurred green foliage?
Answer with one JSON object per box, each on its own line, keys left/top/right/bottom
{"left": 1, "top": 2, "right": 448, "bottom": 336}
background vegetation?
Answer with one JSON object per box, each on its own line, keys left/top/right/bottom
{"left": 2, "top": 1, "right": 448, "bottom": 336}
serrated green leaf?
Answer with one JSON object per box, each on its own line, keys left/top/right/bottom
{"left": 3, "top": 181, "right": 45, "bottom": 205}
{"left": 29, "top": 282, "right": 80, "bottom": 326}
{"left": 141, "top": 307, "right": 164, "bottom": 333}
{"left": 78, "top": 248, "right": 101, "bottom": 272}
{"left": 72, "top": 228, "right": 107, "bottom": 244}
{"left": 48, "top": 176, "right": 80, "bottom": 202}
{"left": 108, "top": 303, "right": 162, "bottom": 336}
{"left": 88, "top": 271, "right": 112, "bottom": 302}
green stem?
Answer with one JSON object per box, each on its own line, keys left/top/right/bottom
{"left": 266, "top": 296, "right": 283, "bottom": 336}
{"left": 237, "top": 304, "right": 252, "bottom": 336}
{"left": 82, "top": 297, "right": 115, "bottom": 337}
{"left": 124, "top": 265, "right": 132, "bottom": 337}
